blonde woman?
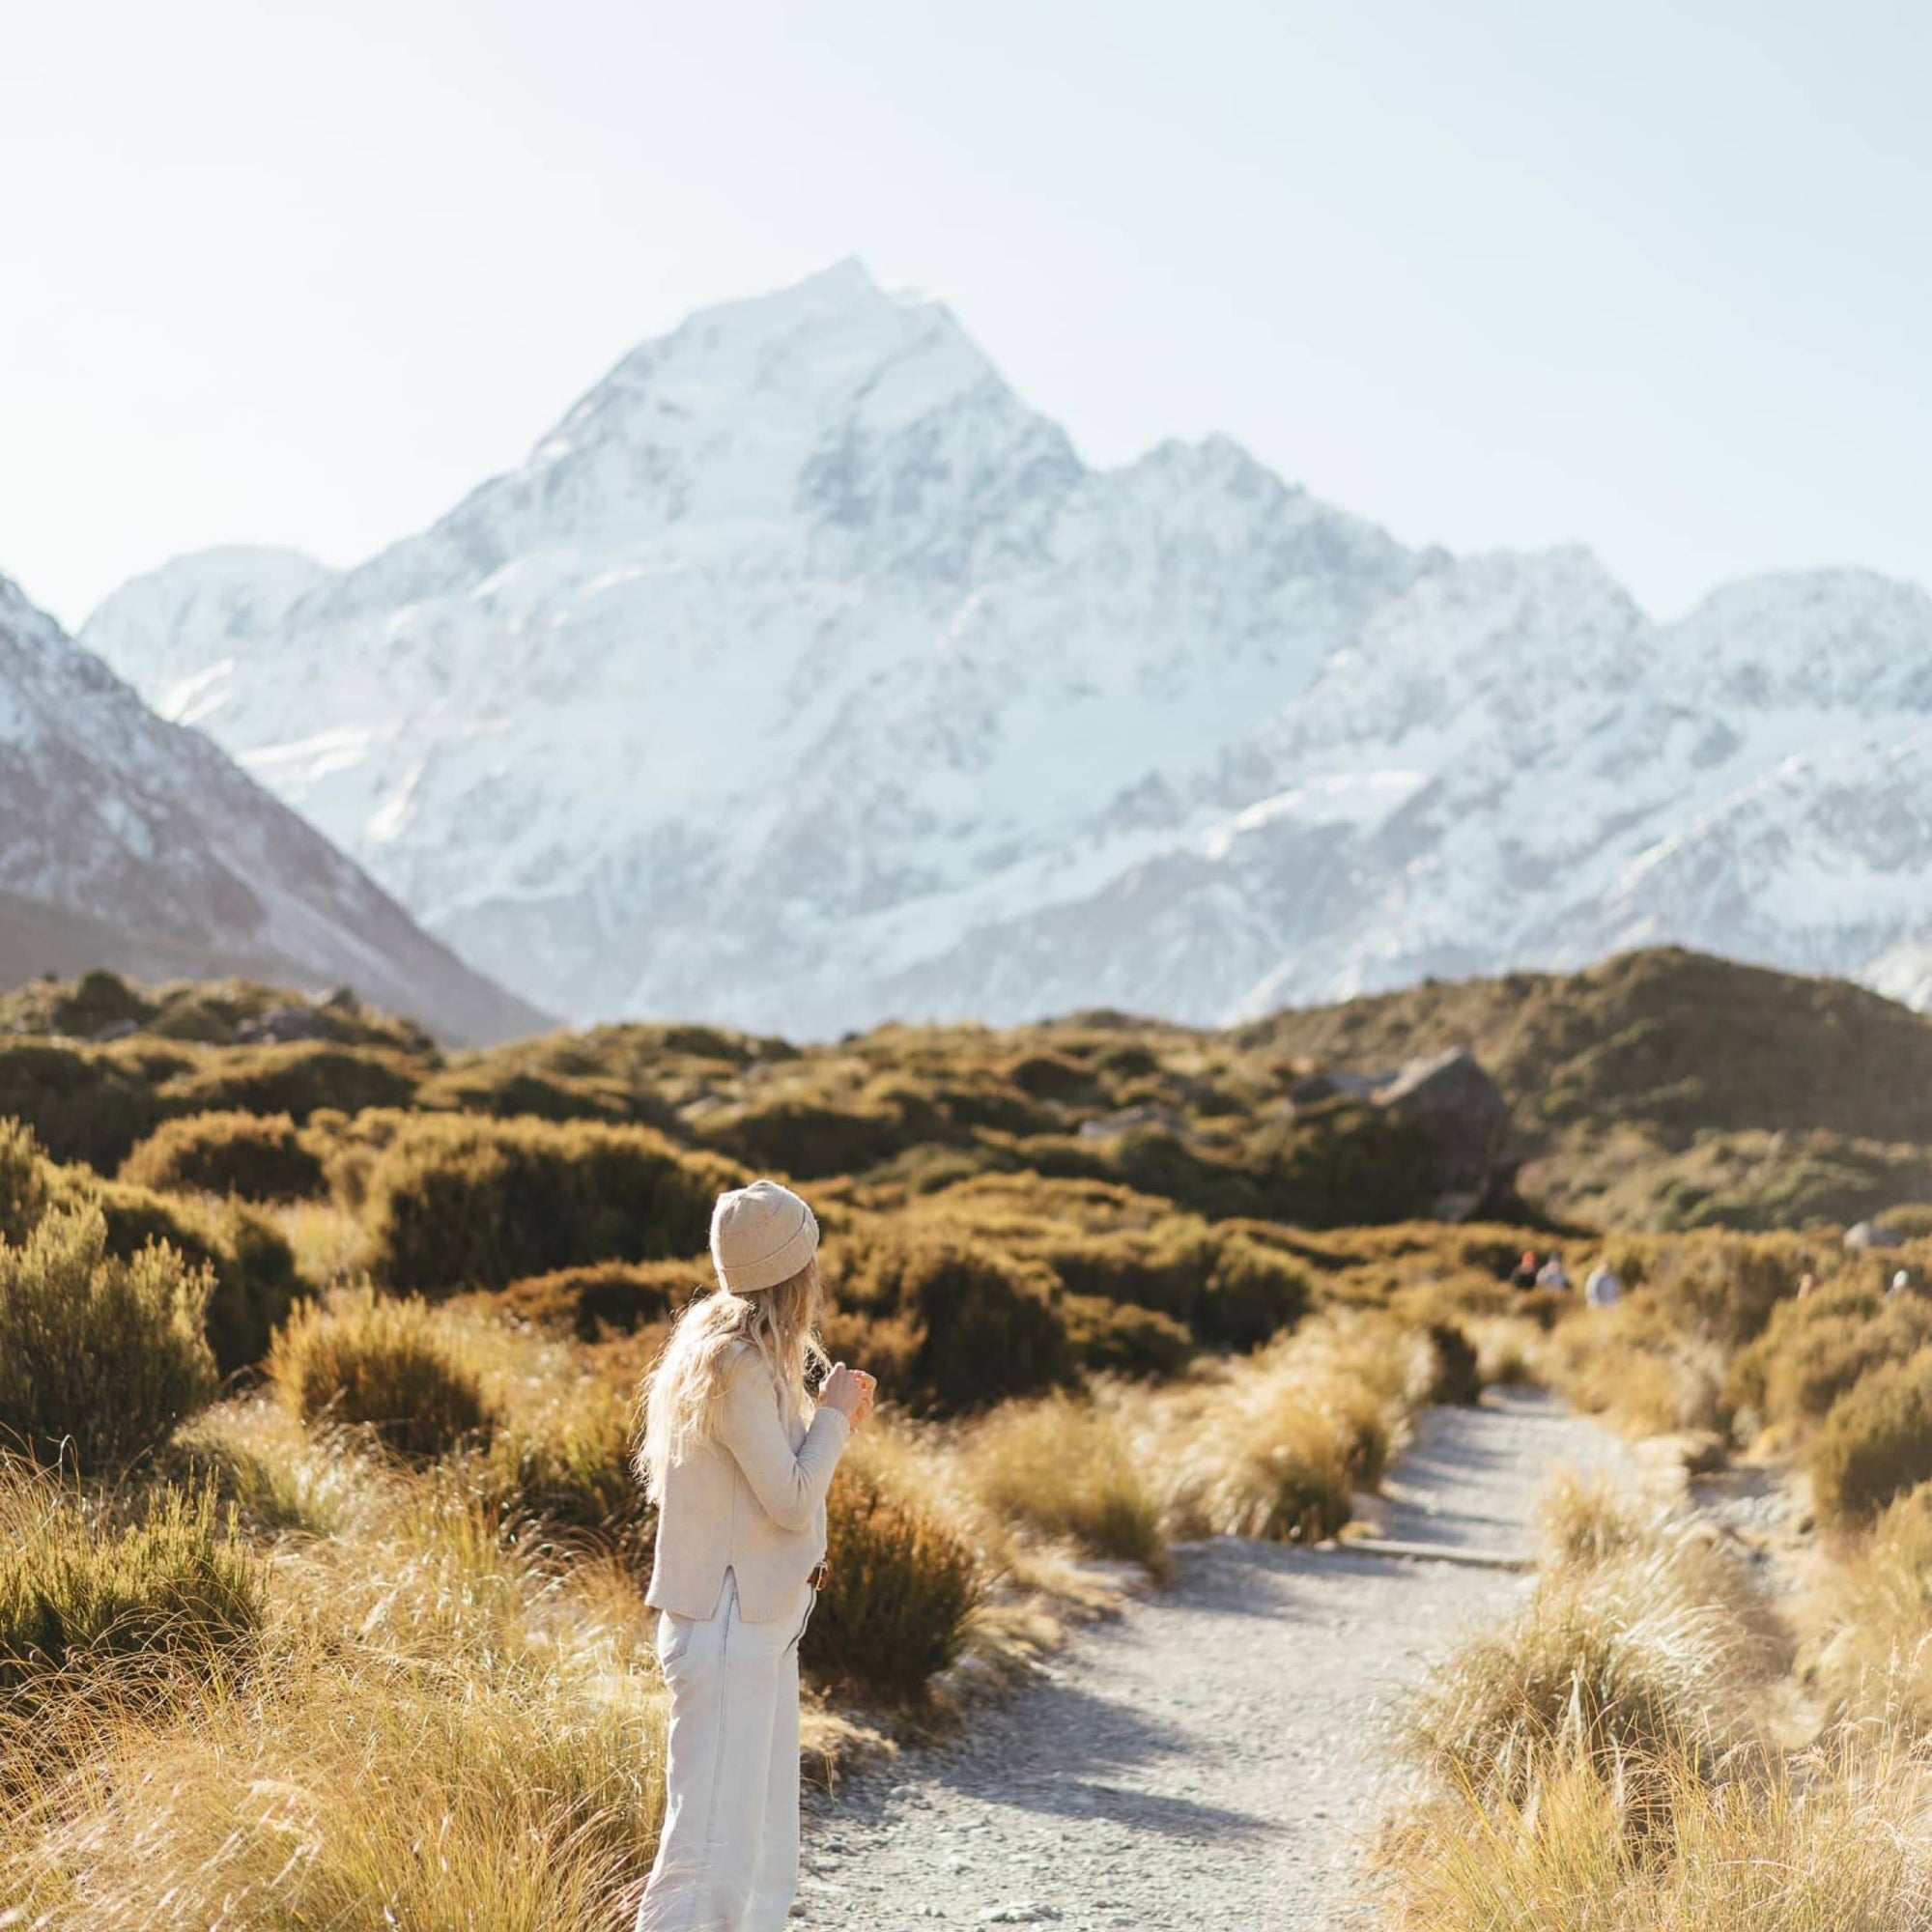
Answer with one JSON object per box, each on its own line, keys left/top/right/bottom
{"left": 635, "top": 1179, "right": 875, "bottom": 1932}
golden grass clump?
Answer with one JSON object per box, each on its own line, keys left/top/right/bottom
{"left": 1, "top": 1468, "right": 668, "bottom": 1931}
{"left": 1406, "top": 1472, "right": 1785, "bottom": 1815}
{"left": 1375, "top": 1731, "right": 1932, "bottom": 1932}
{"left": 961, "top": 1390, "right": 1169, "bottom": 1577}
{"left": 270, "top": 1285, "right": 497, "bottom": 1462}
{"left": 1808, "top": 1480, "right": 1932, "bottom": 1730}
{"left": 1153, "top": 1314, "right": 1428, "bottom": 1544}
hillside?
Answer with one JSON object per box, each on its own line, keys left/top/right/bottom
{"left": 0, "top": 576, "right": 545, "bottom": 1046}
{"left": 8, "top": 946, "right": 1928, "bottom": 1235}
{"left": 83, "top": 263, "right": 1932, "bottom": 1037}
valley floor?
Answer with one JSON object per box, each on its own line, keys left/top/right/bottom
{"left": 801, "top": 1391, "right": 1632, "bottom": 1931}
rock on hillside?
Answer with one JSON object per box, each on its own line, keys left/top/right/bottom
{"left": 83, "top": 262, "right": 1932, "bottom": 1035}
{"left": 0, "top": 576, "right": 546, "bottom": 1045}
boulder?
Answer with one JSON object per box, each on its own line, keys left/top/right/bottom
{"left": 238, "top": 1003, "right": 335, "bottom": 1045}
{"left": 1845, "top": 1219, "right": 1904, "bottom": 1252}
{"left": 1373, "top": 1046, "right": 1516, "bottom": 1221}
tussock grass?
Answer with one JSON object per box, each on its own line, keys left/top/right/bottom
{"left": 1375, "top": 1732, "right": 1932, "bottom": 1931}
{"left": 269, "top": 1285, "right": 497, "bottom": 1461}
{"left": 1405, "top": 1469, "right": 1787, "bottom": 1840}
{"left": 1153, "top": 1314, "right": 1429, "bottom": 1543}
{"left": 961, "top": 1391, "right": 1169, "bottom": 1577}
{"left": 0, "top": 1465, "right": 668, "bottom": 1930}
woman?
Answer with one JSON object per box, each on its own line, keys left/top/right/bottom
{"left": 635, "top": 1178, "right": 874, "bottom": 1932}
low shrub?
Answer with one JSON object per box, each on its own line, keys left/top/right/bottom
{"left": 120, "top": 1109, "right": 327, "bottom": 1203}
{"left": 494, "top": 1257, "right": 705, "bottom": 1341}
{"left": 802, "top": 1467, "right": 982, "bottom": 1704}
{"left": 72, "top": 1177, "right": 305, "bottom": 1375}
{"left": 0, "top": 1204, "right": 217, "bottom": 1468}
{"left": 158, "top": 1041, "right": 421, "bottom": 1122}
{"left": 0, "top": 1038, "right": 164, "bottom": 1170}
{"left": 1727, "top": 1277, "right": 1932, "bottom": 1432}
{"left": 694, "top": 1095, "right": 926, "bottom": 1179}
{"left": 270, "top": 1287, "right": 497, "bottom": 1461}
{"left": 1808, "top": 1348, "right": 1932, "bottom": 1526}
{"left": 362, "top": 1114, "right": 743, "bottom": 1294}
{"left": 0, "top": 1472, "right": 262, "bottom": 1697}
{"left": 0, "top": 1115, "right": 49, "bottom": 1243}
{"left": 964, "top": 1394, "right": 1168, "bottom": 1575}
{"left": 1424, "top": 1321, "right": 1483, "bottom": 1406}
{"left": 826, "top": 1236, "right": 1072, "bottom": 1413}
{"left": 1060, "top": 1293, "right": 1194, "bottom": 1379}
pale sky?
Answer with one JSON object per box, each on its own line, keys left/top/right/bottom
{"left": 4, "top": 0, "right": 1927, "bottom": 631}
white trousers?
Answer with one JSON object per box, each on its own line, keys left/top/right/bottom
{"left": 637, "top": 1569, "right": 814, "bottom": 1932}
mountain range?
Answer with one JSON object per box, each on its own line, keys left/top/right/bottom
{"left": 0, "top": 576, "right": 543, "bottom": 1043}
{"left": 78, "top": 259, "right": 1932, "bottom": 1035}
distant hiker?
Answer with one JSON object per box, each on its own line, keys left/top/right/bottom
{"left": 1584, "top": 1260, "right": 1623, "bottom": 1308}
{"left": 634, "top": 1179, "right": 876, "bottom": 1932}
{"left": 1509, "top": 1249, "right": 1541, "bottom": 1292}
{"left": 1536, "top": 1253, "right": 1573, "bottom": 1293}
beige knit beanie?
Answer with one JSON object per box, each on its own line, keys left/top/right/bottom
{"left": 709, "top": 1178, "right": 819, "bottom": 1294}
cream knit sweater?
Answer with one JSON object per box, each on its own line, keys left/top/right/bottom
{"left": 645, "top": 1343, "right": 850, "bottom": 1623}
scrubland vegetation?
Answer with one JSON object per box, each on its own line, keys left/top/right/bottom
{"left": 10, "top": 952, "right": 1932, "bottom": 1923}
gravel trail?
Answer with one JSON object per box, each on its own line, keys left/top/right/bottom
{"left": 799, "top": 1388, "right": 1631, "bottom": 1930}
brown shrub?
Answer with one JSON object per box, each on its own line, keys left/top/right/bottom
{"left": 120, "top": 1109, "right": 327, "bottom": 1202}
{"left": 361, "top": 1114, "right": 744, "bottom": 1294}
{"left": 493, "top": 1257, "right": 707, "bottom": 1341}
{"left": 1809, "top": 1348, "right": 1932, "bottom": 1526}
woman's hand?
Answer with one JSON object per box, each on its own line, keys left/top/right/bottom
{"left": 821, "top": 1363, "right": 876, "bottom": 1426}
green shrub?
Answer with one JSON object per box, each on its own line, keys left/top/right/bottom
{"left": 802, "top": 1468, "right": 982, "bottom": 1704}
{"left": 160, "top": 1042, "right": 420, "bottom": 1122}
{"left": 694, "top": 1095, "right": 925, "bottom": 1179}
{"left": 270, "top": 1288, "right": 497, "bottom": 1462}
{"left": 494, "top": 1257, "right": 704, "bottom": 1340}
{"left": 1199, "top": 1235, "right": 1311, "bottom": 1349}
{"left": 363, "top": 1114, "right": 744, "bottom": 1294}
{"left": 415, "top": 1065, "right": 647, "bottom": 1126}
{"left": 1060, "top": 1293, "right": 1194, "bottom": 1378}
{"left": 1425, "top": 1321, "right": 1484, "bottom": 1406}
{"left": 0, "top": 1475, "right": 262, "bottom": 1697}
{"left": 75, "top": 1178, "right": 304, "bottom": 1375}
{"left": 120, "top": 1109, "right": 327, "bottom": 1202}
{"left": 0, "top": 1038, "right": 164, "bottom": 1170}
{"left": 0, "top": 1116, "right": 50, "bottom": 1243}
{"left": 47, "top": 967, "right": 154, "bottom": 1038}
{"left": 1809, "top": 1348, "right": 1932, "bottom": 1526}
{"left": 0, "top": 1205, "right": 217, "bottom": 1468}
{"left": 829, "top": 1237, "right": 1072, "bottom": 1413}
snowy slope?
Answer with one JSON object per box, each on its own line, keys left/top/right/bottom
{"left": 81, "top": 260, "right": 1932, "bottom": 1033}
{"left": 0, "top": 576, "right": 546, "bottom": 1042}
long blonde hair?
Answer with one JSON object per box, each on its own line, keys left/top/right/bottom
{"left": 637, "top": 1257, "right": 828, "bottom": 1502}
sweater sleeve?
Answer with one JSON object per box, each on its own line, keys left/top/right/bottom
{"left": 716, "top": 1349, "right": 849, "bottom": 1533}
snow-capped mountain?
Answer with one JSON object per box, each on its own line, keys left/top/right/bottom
{"left": 0, "top": 575, "right": 545, "bottom": 1042}
{"left": 82, "top": 259, "right": 1932, "bottom": 1033}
